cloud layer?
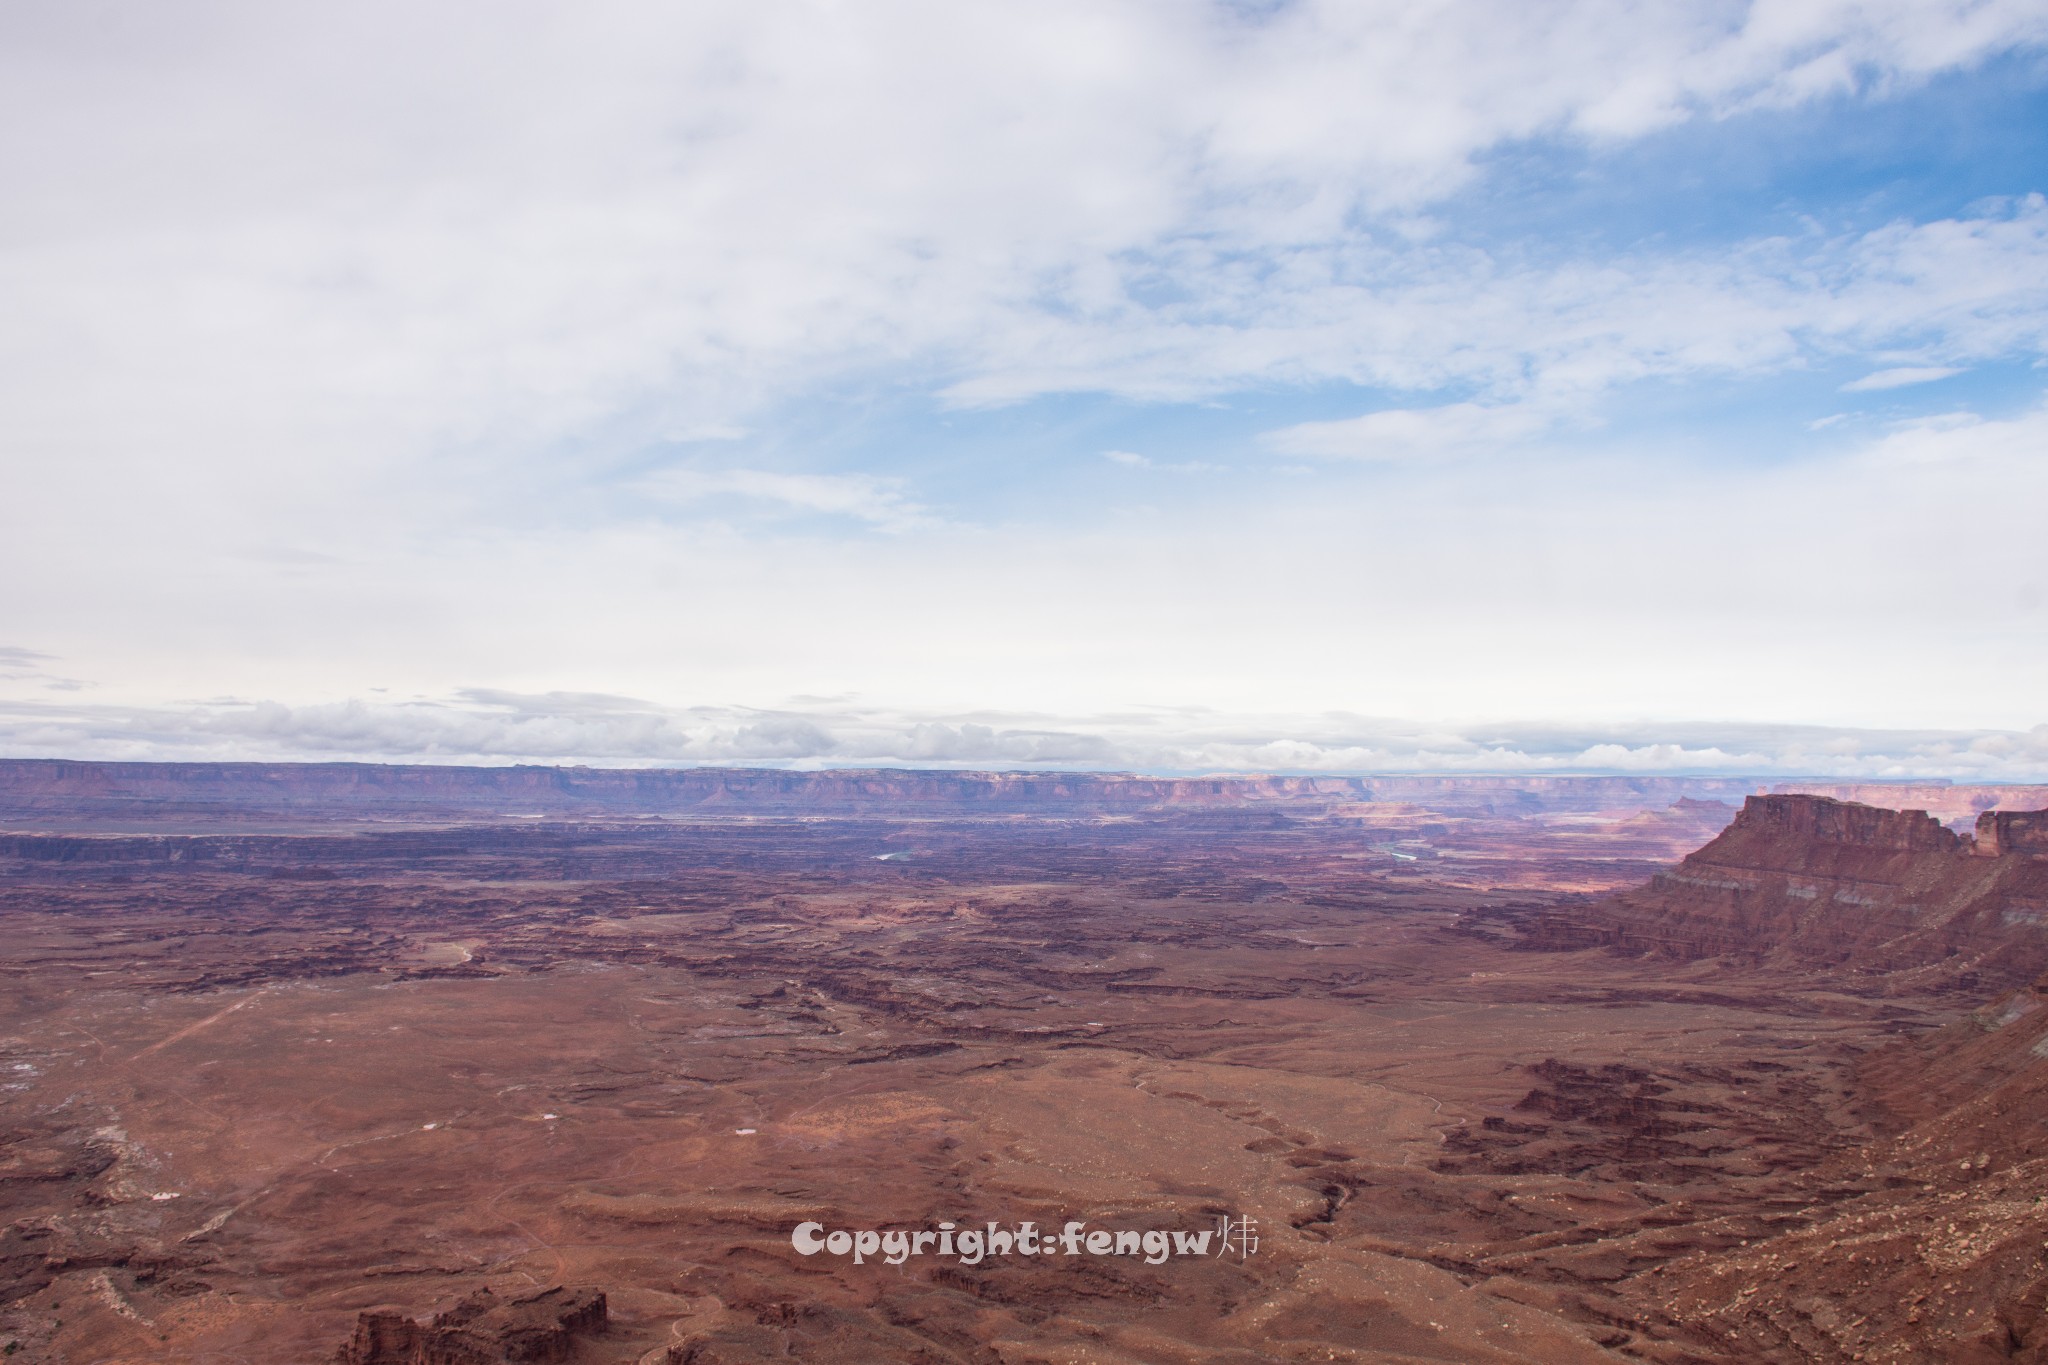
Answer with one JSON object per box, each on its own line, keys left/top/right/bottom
{"left": 5, "top": 689, "right": 2047, "bottom": 781}
{"left": 1, "top": 2, "right": 2045, "bottom": 770}
{"left": 6, "top": 1, "right": 2045, "bottom": 508}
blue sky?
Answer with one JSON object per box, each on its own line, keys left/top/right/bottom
{"left": 2, "top": 1, "right": 2047, "bottom": 776}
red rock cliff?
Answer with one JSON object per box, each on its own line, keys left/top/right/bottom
{"left": 1533, "top": 794, "right": 2048, "bottom": 989}
{"left": 1973, "top": 806, "right": 2048, "bottom": 858}
{"left": 336, "top": 1285, "right": 605, "bottom": 1365}
{"left": 1770, "top": 781, "right": 2048, "bottom": 823}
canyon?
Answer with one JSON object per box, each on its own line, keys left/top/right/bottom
{"left": 0, "top": 763, "right": 2043, "bottom": 1363}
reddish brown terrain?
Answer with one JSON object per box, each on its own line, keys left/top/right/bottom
{"left": 0, "top": 761, "right": 2044, "bottom": 1364}
{"left": 1530, "top": 795, "right": 2048, "bottom": 989}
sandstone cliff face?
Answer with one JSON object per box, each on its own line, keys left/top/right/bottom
{"left": 1770, "top": 781, "right": 2048, "bottom": 824}
{"left": 1533, "top": 795, "right": 2048, "bottom": 989}
{"left": 336, "top": 1286, "right": 605, "bottom": 1365}
{"left": 1975, "top": 806, "right": 2048, "bottom": 858}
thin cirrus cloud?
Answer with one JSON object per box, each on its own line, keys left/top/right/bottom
{"left": 1261, "top": 403, "right": 1556, "bottom": 461}
{"left": 1841, "top": 366, "right": 1966, "bottom": 391}
{"left": 1102, "top": 451, "right": 1222, "bottom": 473}
{"left": 633, "top": 469, "right": 937, "bottom": 533}
{"left": 1233, "top": 203, "right": 2048, "bottom": 454}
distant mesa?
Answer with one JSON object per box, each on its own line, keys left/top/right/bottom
{"left": 1531, "top": 794, "right": 2048, "bottom": 989}
{"left": 3, "top": 756, "right": 2043, "bottom": 825}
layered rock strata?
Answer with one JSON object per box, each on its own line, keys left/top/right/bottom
{"left": 336, "top": 1286, "right": 606, "bottom": 1365}
{"left": 1532, "top": 795, "right": 2048, "bottom": 988}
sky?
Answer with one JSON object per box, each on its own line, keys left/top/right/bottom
{"left": 3, "top": 0, "right": 2047, "bottom": 778}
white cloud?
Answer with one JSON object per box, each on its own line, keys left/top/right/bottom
{"left": 1, "top": 1, "right": 2042, "bottom": 520}
{"left": 1102, "top": 449, "right": 1220, "bottom": 473}
{"left": 0, "top": 4, "right": 2045, "bottom": 749}
{"left": 3, "top": 405, "right": 2043, "bottom": 743}
{"left": 959, "top": 195, "right": 2048, "bottom": 413}
{"left": 635, "top": 469, "right": 936, "bottom": 532}
{"left": 1856, "top": 407, "right": 2047, "bottom": 466}
{"left": 1842, "top": 365, "right": 1964, "bottom": 391}
{"left": 5, "top": 691, "right": 2048, "bottom": 780}
{"left": 1262, "top": 402, "right": 1554, "bottom": 460}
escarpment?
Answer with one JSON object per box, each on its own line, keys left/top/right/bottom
{"left": 0, "top": 758, "right": 1755, "bottom": 822}
{"left": 336, "top": 1286, "right": 606, "bottom": 1365}
{"left": 1532, "top": 795, "right": 2048, "bottom": 988}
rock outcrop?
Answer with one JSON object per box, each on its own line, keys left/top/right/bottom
{"left": 1532, "top": 794, "right": 2048, "bottom": 989}
{"left": 1767, "top": 781, "right": 2048, "bottom": 824}
{"left": 336, "top": 1286, "right": 606, "bottom": 1365}
{"left": 1973, "top": 805, "right": 2048, "bottom": 858}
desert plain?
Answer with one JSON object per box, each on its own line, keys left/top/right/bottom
{"left": 1, "top": 762, "right": 2045, "bottom": 1364}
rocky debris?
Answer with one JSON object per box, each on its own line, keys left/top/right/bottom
{"left": 1854, "top": 971, "right": 2048, "bottom": 1159}
{"left": 336, "top": 1286, "right": 606, "bottom": 1365}
{"left": 1623, "top": 969, "right": 2048, "bottom": 1363}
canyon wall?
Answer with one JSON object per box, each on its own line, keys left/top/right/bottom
{"left": 1766, "top": 781, "right": 2048, "bottom": 823}
{"left": 0, "top": 759, "right": 1754, "bottom": 821}
{"left": 1534, "top": 794, "right": 2048, "bottom": 990}
{"left": 4, "top": 757, "right": 2044, "bottom": 826}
